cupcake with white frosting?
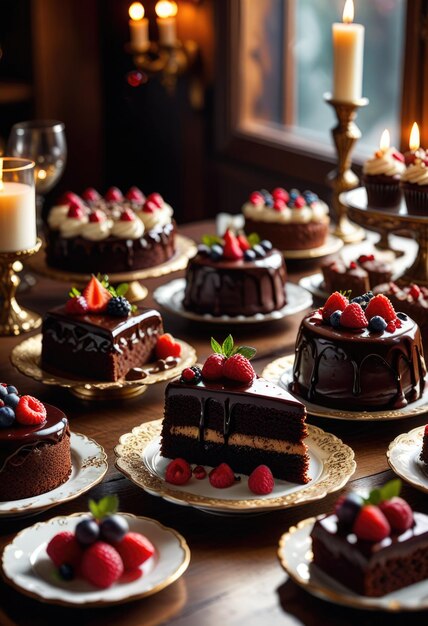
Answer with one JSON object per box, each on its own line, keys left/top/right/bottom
{"left": 401, "top": 153, "right": 428, "bottom": 215}
{"left": 362, "top": 129, "right": 405, "bottom": 208}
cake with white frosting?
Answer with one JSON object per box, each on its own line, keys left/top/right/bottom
{"left": 401, "top": 151, "right": 428, "bottom": 214}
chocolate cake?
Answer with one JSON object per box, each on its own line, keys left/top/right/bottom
{"left": 421, "top": 425, "right": 428, "bottom": 465}
{"left": 322, "top": 255, "right": 393, "bottom": 295}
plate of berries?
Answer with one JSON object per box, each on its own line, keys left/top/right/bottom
{"left": 1, "top": 496, "right": 190, "bottom": 607}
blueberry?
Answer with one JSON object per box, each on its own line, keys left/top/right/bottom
{"left": 351, "top": 296, "right": 366, "bottom": 306}
{"left": 100, "top": 514, "right": 129, "bottom": 543}
{"left": 264, "top": 196, "right": 274, "bottom": 207}
{"left": 397, "top": 312, "right": 408, "bottom": 321}
{"left": 253, "top": 244, "right": 266, "bottom": 258}
{"left": 260, "top": 189, "right": 271, "bottom": 199}
{"left": 6, "top": 385, "right": 18, "bottom": 395}
{"left": 0, "top": 387, "right": 7, "bottom": 400}
{"left": 329, "top": 310, "right": 342, "bottom": 328}
{"left": 4, "top": 393, "right": 19, "bottom": 409}
{"left": 289, "top": 188, "right": 300, "bottom": 199}
{"left": 336, "top": 493, "right": 364, "bottom": 527}
{"left": 210, "top": 244, "right": 223, "bottom": 261}
{"left": 59, "top": 564, "right": 74, "bottom": 581}
{"left": 75, "top": 518, "right": 100, "bottom": 546}
{"left": 197, "top": 244, "right": 211, "bottom": 257}
{"left": 244, "top": 249, "right": 256, "bottom": 261}
{"left": 0, "top": 406, "right": 15, "bottom": 428}
{"left": 368, "top": 315, "right": 387, "bottom": 333}
{"left": 362, "top": 291, "right": 374, "bottom": 302}
{"left": 260, "top": 240, "right": 273, "bottom": 251}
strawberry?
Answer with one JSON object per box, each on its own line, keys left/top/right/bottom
{"left": 353, "top": 505, "right": 391, "bottom": 542}
{"left": 223, "top": 354, "right": 255, "bottom": 384}
{"left": 115, "top": 532, "right": 155, "bottom": 570}
{"left": 126, "top": 186, "right": 145, "bottom": 202}
{"left": 272, "top": 187, "right": 289, "bottom": 202}
{"left": 409, "top": 284, "right": 421, "bottom": 300}
{"left": 209, "top": 463, "right": 235, "bottom": 488}
{"left": 193, "top": 465, "right": 207, "bottom": 479}
{"left": 142, "top": 200, "right": 158, "bottom": 213}
{"left": 340, "top": 303, "right": 368, "bottom": 329}
{"left": 248, "top": 465, "right": 274, "bottom": 495}
{"left": 82, "top": 276, "right": 112, "bottom": 313}
{"left": 236, "top": 234, "right": 250, "bottom": 251}
{"left": 365, "top": 294, "right": 396, "bottom": 322}
{"left": 105, "top": 187, "right": 123, "bottom": 202}
{"left": 89, "top": 210, "right": 105, "bottom": 223}
{"left": 202, "top": 354, "right": 226, "bottom": 381}
{"left": 81, "top": 541, "right": 124, "bottom": 589}
{"left": 120, "top": 208, "right": 136, "bottom": 221}
{"left": 249, "top": 191, "right": 264, "bottom": 205}
{"left": 223, "top": 230, "right": 244, "bottom": 260}
{"left": 322, "top": 292, "right": 349, "bottom": 322}
{"left": 379, "top": 497, "right": 414, "bottom": 532}
{"left": 46, "top": 531, "right": 83, "bottom": 568}
{"left": 82, "top": 187, "right": 100, "bottom": 202}
{"left": 156, "top": 333, "right": 182, "bottom": 359}
{"left": 146, "top": 192, "right": 163, "bottom": 208}
{"left": 67, "top": 202, "right": 85, "bottom": 219}
{"left": 15, "top": 395, "right": 47, "bottom": 425}
{"left": 165, "top": 458, "right": 192, "bottom": 485}
{"left": 65, "top": 296, "right": 88, "bottom": 315}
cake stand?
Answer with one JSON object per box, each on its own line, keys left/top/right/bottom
{"left": 26, "top": 234, "right": 197, "bottom": 302}
{"left": 342, "top": 188, "right": 428, "bottom": 286}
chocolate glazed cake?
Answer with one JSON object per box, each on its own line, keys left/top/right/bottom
{"left": 161, "top": 376, "right": 310, "bottom": 483}
{"left": 0, "top": 404, "right": 71, "bottom": 501}
{"left": 291, "top": 313, "right": 426, "bottom": 410}
{"left": 42, "top": 307, "right": 163, "bottom": 381}
{"left": 183, "top": 250, "right": 287, "bottom": 317}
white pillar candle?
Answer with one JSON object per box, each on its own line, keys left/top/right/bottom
{"left": 332, "top": 0, "right": 365, "bottom": 102}
{"left": 129, "top": 2, "right": 149, "bottom": 51}
{"left": 155, "top": 1, "right": 178, "bottom": 47}
{"left": 0, "top": 182, "right": 36, "bottom": 252}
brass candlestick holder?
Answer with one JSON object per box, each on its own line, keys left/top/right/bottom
{"left": 325, "top": 93, "right": 368, "bottom": 243}
{"left": 0, "top": 239, "right": 42, "bottom": 336}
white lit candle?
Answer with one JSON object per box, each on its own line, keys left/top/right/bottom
{"left": 155, "top": 0, "right": 178, "bottom": 47}
{"left": 332, "top": 0, "right": 365, "bottom": 102}
{"left": 409, "top": 122, "right": 420, "bottom": 152}
{"left": 129, "top": 2, "right": 149, "bottom": 51}
{"left": 0, "top": 160, "right": 36, "bottom": 252}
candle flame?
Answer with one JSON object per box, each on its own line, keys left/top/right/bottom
{"left": 342, "top": 0, "right": 354, "bottom": 24}
{"left": 409, "top": 122, "right": 420, "bottom": 152}
{"left": 380, "top": 129, "right": 390, "bottom": 152}
{"left": 37, "top": 169, "right": 47, "bottom": 180}
{"left": 129, "top": 2, "right": 145, "bottom": 21}
{"left": 155, "top": 0, "right": 178, "bottom": 19}
{"left": 0, "top": 158, "right": 3, "bottom": 192}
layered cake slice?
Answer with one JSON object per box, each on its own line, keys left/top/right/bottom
{"left": 421, "top": 425, "right": 428, "bottom": 465}
{"left": 322, "top": 254, "right": 393, "bottom": 295}
{"left": 161, "top": 337, "right": 310, "bottom": 483}
{"left": 311, "top": 480, "right": 428, "bottom": 597}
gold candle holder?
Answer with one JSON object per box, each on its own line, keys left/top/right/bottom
{"left": 0, "top": 239, "right": 42, "bottom": 336}
{"left": 325, "top": 93, "right": 368, "bottom": 243}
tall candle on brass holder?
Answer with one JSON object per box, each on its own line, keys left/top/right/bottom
{"left": 129, "top": 2, "right": 149, "bottom": 52}
{"left": 0, "top": 158, "right": 42, "bottom": 336}
{"left": 155, "top": 0, "right": 178, "bottom": 47}
{"left": 326, "top": 0, "right": 367, "bottom": 244}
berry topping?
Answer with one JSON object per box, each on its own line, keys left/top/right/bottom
{"left": 397, "top": 312, "right": 408, "bottom": 321}
{"left": 0, "top": 386, "right": 7, "bottom": 400}
{"left": 386, "top": 320, "right": 397, "bottom": 333}
{"left": 165, "top": 458, "right": 192, "bottom": 485}
{"left": 365, "top": 294, "right": 396, "bottom": 322}
{"left": 59, "top": 564, "right": 75, "bottom": 581}
{"left": 193, "top": 465, "right": 207, "bottom": 479}
{"left": 15, "top": 395, "right": 47, "bottom": 425}
{"left": 237, "top": 234, "right": 250, "bottom": 251}
{"left": 46, "top": 531, "right": 83, "bottom": 568}
{"left": 362, "top": 291, "right": 374, "bottom": 302}
{"left": 100, "top": 514, "right": 129, "bottom": 544}
{"left": 289, "top": 188, "right": 300, "bottom": 199}
{"left": 59, "top": 191, "right": 81, "bottom": 206}
{"left": 75, "top": 518, "right": 100, "bottom": 546}
{"left": 244, "top": 249, "right": 256, "bottom": 261}
{"left": 115, "top": 532, "right": 155, "bottom": 570}
{"left": 146, "top": 192, "right": 163, "bottom": 208}
{"left": 106, "top": 296, "right": 132, "bottom": 317}
{"left": 379, "top": 497, "right": 414, "bottom": 532}
{"left": 248, "top": 465, "right": 274, "bottom": 495}
{"left": 260, "top": 240, "right": 273, "bottom": 251}
{"left": 120, "top": 208, "right": 136, "bottom": 221}
{"left": 209, "top": 463, "right": 236, "bottom": 489}
{"left": 105, "top": 187, "right": 123, "bottom": 202}
{"left": 351, "top": 295, "right": 366, "bottom": 306}
{"left": 210, "top": 244, "right": 223, "bottom": 260}
{"left": 392, "top": 149, "right": 405, "bottom": 162}
{"left": 6, "top": 385, "right": 17, "bottom": 394}
{"left": 223, "top": 353, "right": 255, "bottom": 384}
{"left": 260, "top": 189, "right": 273, "bottom": 205}
{"left": 0, "top": 406, "right": 15, "bottom": 428}
{"left": 249, "top": 191, "right": 265, "bottom": 206}
{"left": 409, "top": 284, "right": 421, "bottom": 300}
{"left": 273, "top": 198, "right": 286, "bottom": 211}
{"left": 142, "top": 200, "right": 158, "bottom": 213}
{"left": 253, "top": 244, "right": 266, "bottom": 258}
{"left": 4, "top": 393, "right": 19, "bottom": 409}
{"left": 197, "top": 244, "right": 210, "bottom": 256}
{"left": 293, "top": 195, "right": 306, "bottom": 208}
{"left": 82, "top": 276, "right": 112, "bottom": 313}
{"left": 126, "top": 186, "right": 145, "bottom": 202}
{"left": 272, "top": 187, "right": 289, "bottom": 202}
{"left": 322, "top": 292, "right": 349, "bottom": 322}
{"left": 81, "top": 542, "right": 124, "bottom": 589}
{"left": 67, "top": 202, "right": 84, "bottom": 219}
{"left": 223, "top": 230, "right": 244, "bottom": 260}
{"left": 65, "top": 295, "right": 89, "bottom": 315}
{"left": 202, "top": 354, "right": 226, "bottom": 381}
{"left": 329, "top": 310, "right": 342, "bottom": 328}
{"left": 353, "top": 505, "right": 391, "bottom": 542}
{"left": 368, "top": 315, "right": 387, "bottom": 333}
{"left": 89, "top": 209, "right": 105, "bottom": 223}
{"left": 156, "top": 333, "right": 182, "bottom": 359}
{"left": 335, "top": 493, "right": 364, "bottom": 527}
{"left": 357, "top": 254, "right": 375, "bottom": 264}
{"left": 340, "top": 303, "right": 368, "bottom": 329}
{"left": 349, "top": 261, "right": 358, "bottom": 269}
{"left": 180, "top": 366, "right": 202, "bottom": 384}
{"left": 82, "top": 187, "right": 100, "bottom": 202}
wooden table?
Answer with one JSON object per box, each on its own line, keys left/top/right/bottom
{"left": 0, "top": 221, "right": 427, "bottom": 625}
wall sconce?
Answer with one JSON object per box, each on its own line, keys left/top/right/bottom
{"left": 126, "top": 1, "right": 200, "bottom": 97}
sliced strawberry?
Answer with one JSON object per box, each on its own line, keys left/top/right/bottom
{"left": 82, "top": 276, "right": 112, "bottom": 313}
{"left": 322, "top": 292, "right": 349, "bottom": 322}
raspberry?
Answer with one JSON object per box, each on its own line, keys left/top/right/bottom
{"left": 358, "top": 254, "right": 375, "bottom": 264}
{"left": 89, "top": 210, "right": 105, "bottom": 223}
{"left": 65, "top": 296, "right": 89, "bottom": 315}
{"left": 272, "top": 187, "right": 289, "bottom": 202}
{"left": 82, "top": 187, "right": 100, "bottom": 202}
{"left": 365, "top": 294, "right": 396, "bottom": 322}
{"left": 82, "top": 276, "right": 112, "bottom": 313}
{"left": 293, "top": 196, "right": 306, "bottom": 208}
{"left": 146, "top": 192, "right": 163, "bottom": 208}
{"left": 409, "top": 284, "right": 421, "bottom": 300}
{"left": 105, "top": 186, "right": 123, "bottom": 202}
{"left": 349, "top": 261, "right": 358, "bottom": 269}
{"left": 59, "top": 191, "right": 81, "bottom": 206}
{"left": 126, "top": 186, "right": 145, "bottom": 202}
{"left": 248, "top": 465, "right": 274, "bottom": 495}
{"left": 273, "top": 199, "right": 286, "bottom": 211}
{"left": 340, "top": 303, "right": 368, "bottom": 329}
{"left": 223, "top": 354, "right": 255, "bottom": 384}
{"left": 249, "top": 191, "right": 264, "bottom": 205}
{"left": 209, "top": 463, "right": 236, "bottom": 488}
{"left": 353, "top": 505, "right": 391, "bottom": 542}
{"left": 322, "top": 292, "right": 349, "bottom": 322}
{"left": 143, "top": 200, "right": 158, "bottom": 213}
{"left": 193, "top": 465, "right": 207, "bottom": 479}
{"left": 236, "top": 234, "right": 250, "bottom": 251}
{"left": 67, "top": 202, "right": 84, "bottom": 219}
{"left": 165, "top": 458, "right": 192, "bottom": 485}
{"left": 386, "top": 321, "right": 396, "bottom": 333}
{"left": 15, "top": 395, "right": 47, "bottom": 425}
{"left": 379, "top": 497, "right": 414, "bottom": 532}
{"left": 46, "top": 531, "right": 83, "bottom": 568}
{"left": 202, "top": 354, "right": 226, "bottom": 381}
{"left": 156, "top": 333, "right": 182, "bottom": 359}
{"left": 180, "top": 366, "right": 202, "bottom": 384}
{"left": 120, "top": 209, "right": 136, "bottom": 222}
{"left": 115, "top": 532, "right": 155, "bottom": 570}
{"left": 223, "top": 231, "right": 244, "bottom": 260}
{"left": 106, "top": 296, "right": 132, "bottom": 317}
{"left": 81, "top": 541, "right": 124, "bottom": 589}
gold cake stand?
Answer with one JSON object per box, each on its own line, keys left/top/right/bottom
{"left": 342, "top": 187, "right": 428, "bottom": 286}
{"left": 11, "top": 335, "right": 197, "bottom": 400}
{"left": 27, "top": 234, "right": 197, "bottom": 302}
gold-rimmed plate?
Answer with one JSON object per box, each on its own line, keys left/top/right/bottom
{"left": 282, "top": 235, "right": 343, "bottom": 260}
{"left": 11, "top": 334, "right": 196, "bottom": 400}
{"left": 114, "top": 419, "right": 355, "bottom": 515}
{"left": 263, "top": 355, "right": 428, "bottom": 421}
{"left": 387, "top": 426, "right": 428, "bottom": 493}
{"left": 1, "top": 512, "right": 190, "bottom": 607}
{"left": 0, "top": 433, "right": 107, "bottom": 518}
{"left": 278, "top": 516, "right": 428, "bottom": 611}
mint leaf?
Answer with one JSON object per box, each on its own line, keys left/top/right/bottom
{"left": 88, "top": 498, "right": 100, "bottom": 518}
{"left": 379, "top": 479, "right": 401, "bottom": 502}
{"left": 202, "top": 234, "right": 222, "bottom": 247}
{"left": 247, "top": 232, "right": 260, "bottom": 246}
{"left": 211, "top": 337, "right": 223, "bottom": 354}
{"left": 116, "top": 283, "right": 129, "bottom": 297}
{"left": 235, "top": 345, "right": 257, "bottom": 360}
{"left": 89, "top": 495, "right": 119, "bottom": 520}
{"left": 69, "top": 286, "right": 81, "bottom": 298}
{"left": 365, "top": 487, "right": 381, "bottom": 506}
{"left": 222, "top": 335, "right": 234, "bottom": 357}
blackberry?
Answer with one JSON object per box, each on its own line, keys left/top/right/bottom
{"left": 107, "top": 296, "right": 132, "bottom": 317}
{"left": 180, "top": 366, "right": 202, "bottom": 384}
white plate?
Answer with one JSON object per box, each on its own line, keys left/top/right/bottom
{"left": 1, "top": 513, "right": 190, "bottom": 607}
{"left": 153, "top": 279, "right": 312, "bottom": 324}
{"left": 0, "top": 433, "right": 108, "bottom": 517}
{"left": 115, "top": 420, "right": 355, "bottom": 515}
{"left": 282, "top": 235, "right": 343, "bottom": 260}
{"left": 387, "top": 426, "right": 428, "bottom": 493}
{"left": 299, "top": 273, "right": 328, "bottom": 300}
{"left": 278, "top": 516, "right": 428, "bottom": 611}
